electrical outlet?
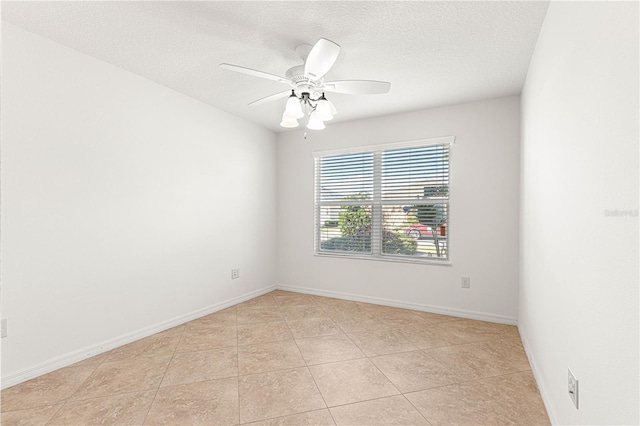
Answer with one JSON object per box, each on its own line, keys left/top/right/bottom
{"left": 461, "top": 276, "right": 471, "bottom": 288}
{"left": 231, "top": 268, "right": 240, "bottom": 280}
{"left": 1, "top": 318, "right": 7, "bottom": 338}
{"left": 568, "top": 368, "right": 579, "bottom": 409}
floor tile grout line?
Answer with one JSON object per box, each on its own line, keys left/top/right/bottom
{"left": 304, "top": 296, "right": 338, "bottom": 425}
{"left": 5, "top": 291, "right": 542, "bottom": 425}
{"left": 235, "top": 302, "right": 240, "bottom": 426}
{"left": 141, "top": 320, "right": 187, "bottom": 425}
{"left": 322, "top": 392, "right": 418, "bottom": 410}
{"left": 401, "top": 393, "right": 435, "bottom": 426}
{"left": 49, "top": 360, "right": 103, "bottom": 407}
{"left": 41, "top": 402, "right": 66, "bottom": 426}
{"left": 297, "top": 303, "right": 409, "bottom": 416}
{"left": 238, "top": 291, "right": 278, "bottom": 425}
{"left": 393, "top": 368, "right": 537, "bottom": 397}
{"left": 1, "top": 399, "right": 63, "bottom": 416}
{"left": 414, "top": 349, "right": 468, "bottom": 381}
{"left": 7, "top": 385, "right": 167, "bottom": 422}
{"left": 287, "top": 318, "right": 336, "bottom": 425}
{"left": 238, "top": 408, "right": 332, "bottom": 425}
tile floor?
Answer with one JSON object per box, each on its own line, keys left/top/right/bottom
{"left": 1, "top": 290, "right": 550, "bottom": 425}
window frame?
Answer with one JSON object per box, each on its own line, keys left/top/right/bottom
{"left": 313, "top": 136, "right": 454, "bottom": 266}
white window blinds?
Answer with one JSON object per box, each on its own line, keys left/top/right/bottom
{"left": 317, "top": 152, "right": 374, "bottom": 254}
{"left": 315, "top": 137, "right": 452, "bottom": 262}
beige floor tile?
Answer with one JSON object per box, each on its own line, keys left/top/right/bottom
{"left": 309, "top": 358, "right": 399, "bottom": 407}
{"left": 295, "top": 334, "right": 365, "bottom": 365}
{"left": 47, "top": 389, "right": 155, "bottom": 425}
{"left": 330, "top": 313, "right": 385, "bottom": 333}
{"left": 100, "top": 327, "right": 184, "bottom": 362}
{"left": 273, "top": 294, "right": 317, "bottom": 307}
{"left": 278, "top": 305, "right": 327, "bottom": 321}
{"left": 398, "top": 323, "right": 467, "bottom": 349}
{"left": 176, "top": 325, "right": 237, "bottom": 352}
{"left": 238, "top": 341, "right": 305, "bottom": 375}
{"left": 238, "top": 321, "right": 293, "bottom": 345}
{"left": 370, "top": 350, "right": 462, "bottom": 393}
{"left": 243, "top": 409, "right": 335, "bottom": 425}
{"left": 355, "top": 303, "right": 403, "bottom": 316}
{"left": 269, "top": 290, "right": 297, "bottom": 296}
{"left": 405, "top": 382, "right": 506, "bottom": 426}
{"left": 347, "top": 328, "right": 418, "bottom": 356}
{"left": 329, "top": 395, "right": 428, "bottom": 425}
{"left": 145, "top": 377, "right": 239, "bottom": 425}
{"left": 187, "top": 307, "right": 237, "bottom": 329}
{"left": 425, "top": 341, "right": 523, "bottom": 381}
{"left": 237, "top": 307, "right": 283, "bottom": 324}
{"left": 411, "top": 310, "right": 461, "bottom": 323}
{"left": 237, "top": 294, "right": 278, "bottom": 310}
{"left": 68, "top": 355, "right": 171, "bottom": 401}
{"left": 71, "top": 353, "right": 111, "bottom": 367}
{"left": 286, "top": 317, "right": 342, "bottom": 339}
{"left": 312, "top": 296, "right": 359, "bottom": 309}
{"left": 374, "top": 307, "right": 428, "bottom": 327}
{"left": 469, "top": 371, "right": 550, "bottom": 425}
{"left": 406, "top": 371, "right": 550, "bottom": 425}
{"left": 322, "top": 302, "right": 372, "bottom": 318}
{"left": 162, "top": 347, "right": 238, "bottom": 387}
{"left": 3, "top": 293, "right": 549, "bottom": 426}
{"left": 239, "top": 367, "right": 326, "bottom": 423}
{"left": 0, "top": 404, "right": 62, "bottom": 426}
{"left": 437, "top": 318, "right": 519, "bottom": 343}
{"left": 478, "top": 337, "right": 532, "bottom": 371}
{"left": 1, "top": 364, "right": 98, "bottom": 412}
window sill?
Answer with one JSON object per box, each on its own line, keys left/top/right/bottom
{"left": 314, "top": 251, "right": 452, "bottom": 266}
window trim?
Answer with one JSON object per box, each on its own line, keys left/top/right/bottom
{"left": 313, "top": 136, "right": 454, "bottom": 266}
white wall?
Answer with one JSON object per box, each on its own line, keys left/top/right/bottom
{"left": 277, "top": 96, "right": 521, "bottom": 322}
{"left": 520, "top": 2, "right": 639, "bottom": 424}
{"left": 1, "top": 23, "right": 277, "bottom": 384}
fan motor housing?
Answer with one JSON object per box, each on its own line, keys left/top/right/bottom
{"left": 285, "top": 65, "right": 308, "bottom": 83}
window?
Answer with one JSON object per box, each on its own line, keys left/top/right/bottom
{"left": 315, "top": 137, "right": 452, "bottom": 263}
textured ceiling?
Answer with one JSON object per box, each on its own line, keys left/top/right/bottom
{"left": 2, "top": 1, "right": 549, "bottom": 133}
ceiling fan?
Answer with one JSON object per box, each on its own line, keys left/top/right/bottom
{"left": 220, "top": 38, "right": 391, "bottom": 129}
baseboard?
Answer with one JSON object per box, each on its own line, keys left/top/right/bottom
{"left": 518, "top": 324, "right": 559, "bottom": 425}
{"left": 276, "top": 284, "right": 518, "bottom": 325}
{"left": 1, "top": 285, "right": 276, "bottom": 389}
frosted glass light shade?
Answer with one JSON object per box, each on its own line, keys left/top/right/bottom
{"left": 284, "top": 93, "right": 304, "bottom": 119}
{"left": 315, "top": 98, "right": 334, "bottom": 121}
{"left": 307, "top": 111, "right": 325, "bottom": 130}
{"left": 280, "top": 113, "right": 299, "bottom": 128}
{"left": 328, "top": 99, "right": 337, "bottom": 116}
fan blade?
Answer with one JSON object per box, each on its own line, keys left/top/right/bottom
{"left": 323, "top": 80, "right": 391, "bottom": 94}
{"left": 304, "top": 38, "right": 340, "bottom": 80}
{"left": 220, "top": 63, "right": 290, "bottom": 84}
{"left": 248, "top": 90, "right": 291, "bottom": 107}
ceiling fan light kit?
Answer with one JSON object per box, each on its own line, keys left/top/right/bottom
{"left": 282, "top": 90, "right": 334, "bottom": 130}
{"left": 220, "top": 38, "right": 391, "bottom": 132}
